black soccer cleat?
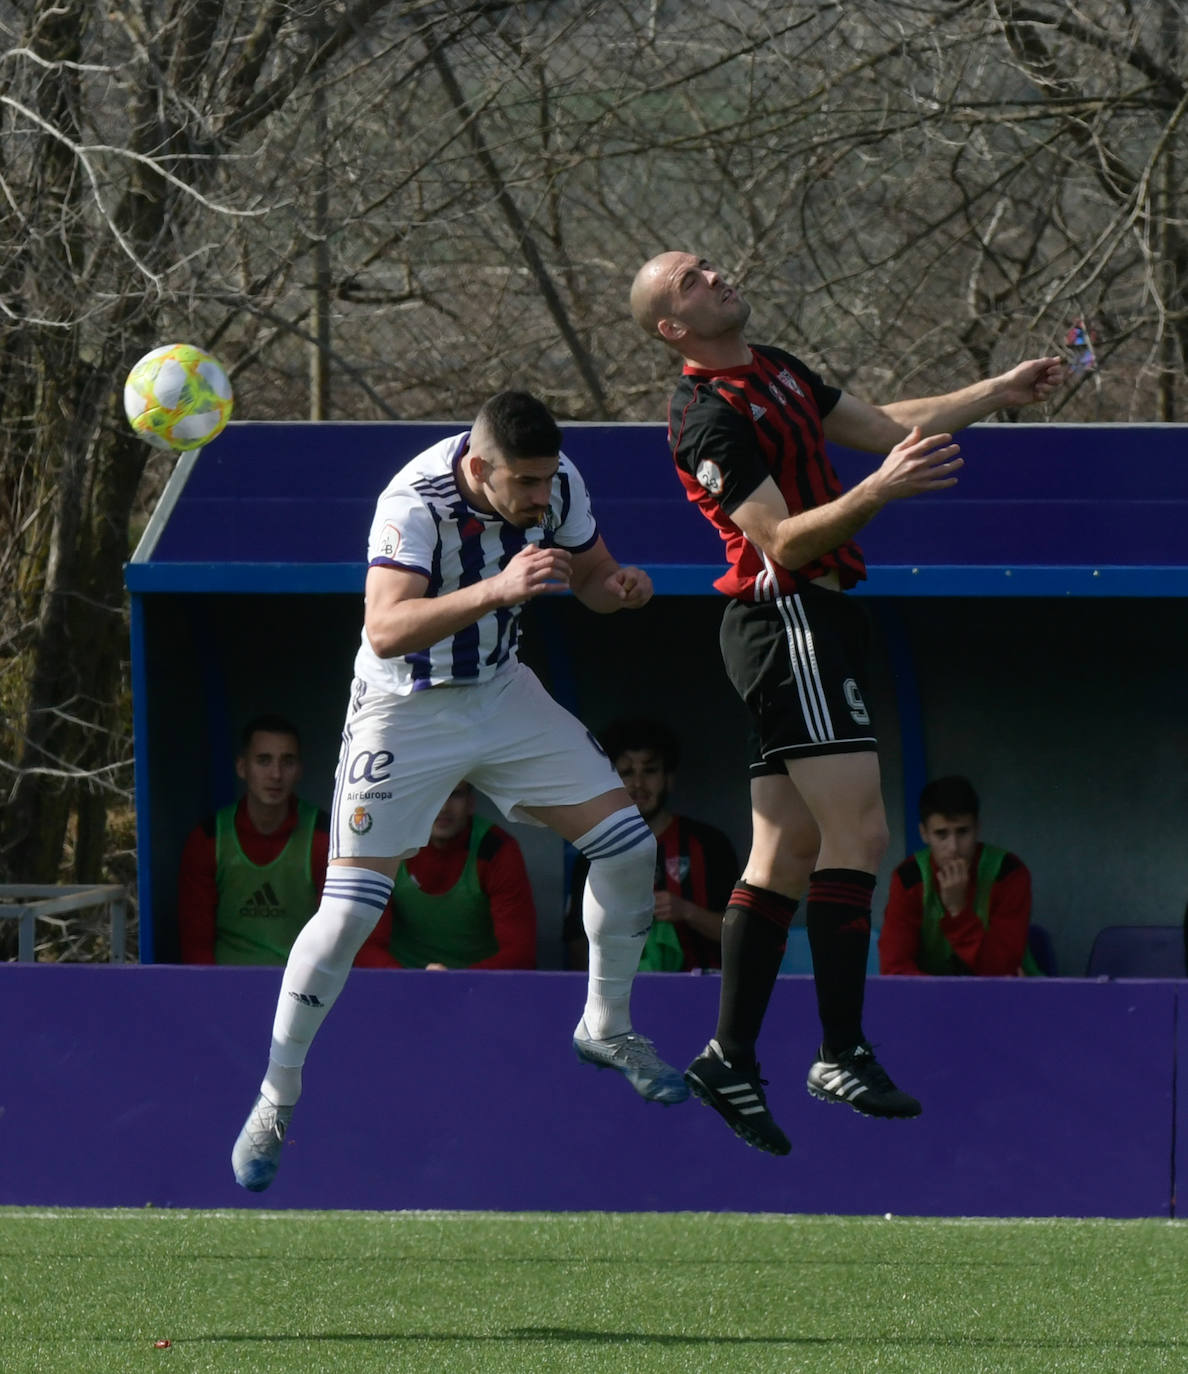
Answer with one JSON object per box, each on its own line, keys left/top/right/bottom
{"left": 684, "top": 1039, "right": 792, "bottom": 1156}
{"left": 806, "top": 1041, "right": 922, "bottom": 1118}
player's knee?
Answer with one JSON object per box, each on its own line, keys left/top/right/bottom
{"left": 575, "top": 806, "right": 655, "bottom": 872}
{"left": 765, "top": 849, "right": 816, "bottom": 898}
{"left": 856, "top": 812, "right": 890, "bottom": 870}
{"left": 578, "top": 807, "right": 656, "bottom": 921}
{"left": 745, "top": 824, "right": 818, "bottom": 898}
{"left": 291, "top": 905, "right": 375, "bottom": 969}
{"left": 586, "top": 828, "right": 656, "bottom": 895}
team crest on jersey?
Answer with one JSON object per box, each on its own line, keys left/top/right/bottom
{"left": 537, "top": 506, "right": 557, "bottom": 533}
{"left": 348, "top": 806, "right": 373, "bottom": 835}
{"left": 695, "top": 459, "right": 724, "bottom": 495}
{"left": 665, "top": 856, "right": 691, "bottom": 883}
{"left": 378, "top": 522, "right": 401, "bottom": 557}
{"left": 777, "top": 368, "right": 804, "bottom": 398}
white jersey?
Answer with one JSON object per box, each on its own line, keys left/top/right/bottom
{"left": 354, "top": 431, "right": 600, "bottom": 695}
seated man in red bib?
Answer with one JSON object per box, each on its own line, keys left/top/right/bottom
{"left": 178, "top": 714, "right": 329, "bottom": 965}
{"left": 879, "top": 775, "right": 1040, "bottom": 977}
{"left": 360, "top": 782, "right": 537, "bottom": 969}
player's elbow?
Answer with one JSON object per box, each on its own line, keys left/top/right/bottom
{"left": 364, "top": 624, "right": 401, "bottom": 658}
{"left": 364, "top": 619, "right": 421, "bottom": 659}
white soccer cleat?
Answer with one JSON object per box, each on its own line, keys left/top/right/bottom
{"left": 573, "top": 1019, "right": 690, "bottom": 1104}
{"left": 231, "top": 1092, "right": 294, "bottom": 1192}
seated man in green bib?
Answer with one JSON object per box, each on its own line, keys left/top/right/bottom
{"left": 563, "top": 718, "right": 739, "bottom": 973}
{"left": 360, "top": 782, "right": 537, "bottom": 969}
{"left": 879, "top": 775, "right": 1041, "bottom": 977}
{"left": 178, "top": 714, "right": 329, "bottom": 964}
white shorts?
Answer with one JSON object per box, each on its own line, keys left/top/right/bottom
{"left": 329, "top": 662, "right": 621, "bottom": 860}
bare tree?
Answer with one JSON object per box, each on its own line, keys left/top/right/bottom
{"left": 3, "top": 0, "right": 1185, "bottom": 955}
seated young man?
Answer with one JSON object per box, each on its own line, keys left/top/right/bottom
{"left": 177, "top": 714, "right": 329, "bottom": 965}
{"left": 879, "top": 775, "right": 1042, "bottom": 977}
{"left": 359, "top": 782, "right": 537, "bottom": 969}
{"left": 563, "top": 718, "right": 738, "bottom": 973}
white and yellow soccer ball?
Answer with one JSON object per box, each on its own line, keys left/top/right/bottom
{"left": 123, "top": 343, "right": 234, "bottom": 451}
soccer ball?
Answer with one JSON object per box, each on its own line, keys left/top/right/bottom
{"left": 123, "top": 343, "right": 234, "bottom": 451}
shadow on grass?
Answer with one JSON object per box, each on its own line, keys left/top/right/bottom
{"left": 175, "top": 1328, "right": 1186, "bottom": 1350}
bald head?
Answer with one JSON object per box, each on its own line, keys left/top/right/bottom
{"left": 629, "top": 251, "right": 751, "bottom": 366}
{"left": 630, "top": 252, "right": 689, "bottom": 338}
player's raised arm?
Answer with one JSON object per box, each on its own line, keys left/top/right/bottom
{"left": 363, "top": 546, "right": 572, "bottom": 658}
{"left": 824, "top": 358, "right": 1066, "bottom": 453}
{"left": 730, "top": 428, "right": 961, "bottom": 573}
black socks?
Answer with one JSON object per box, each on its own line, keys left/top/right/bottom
{"left": 714, "top": 880, "right": 798, "bottom": 1068}
{"left": 806, "top": 867, "right": 875, "bottom": 1057}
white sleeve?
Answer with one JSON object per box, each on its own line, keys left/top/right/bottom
{"left": 367, "top": 487, "right": 438, "bottom": 577}
{"left": 554, "top": 454, "right": 599, "bottom": 550}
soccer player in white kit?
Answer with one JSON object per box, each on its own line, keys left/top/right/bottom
{"left": 232, "top": 390, "right": 689, "bottom": 1192}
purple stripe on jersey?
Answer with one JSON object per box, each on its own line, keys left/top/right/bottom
{"left": 425, "top": 505, "right": 445, "bottom": 598}
{"left": 403, "top": 507, "right": 444, "bottom": 687}
{"left": 449, "top": 508, "right": 490, "bottom": 679}
{"left": 405, "top": 647, "right": 434, "bottom": 686}
{"left": 499, "top": 523, "right": 528, "bottom": 562}
{"left": 560, "top": 525, "right": 600, "bottom": 555}
{"left": 369, "top": 557, "right": 431, "bottom": 578}
{"left": 481, "top": 524, "right": 528, "bottom": 668}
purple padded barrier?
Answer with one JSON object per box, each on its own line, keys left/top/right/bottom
{"left": 0, "top": 965, "right": 1176, "bottom": 1216}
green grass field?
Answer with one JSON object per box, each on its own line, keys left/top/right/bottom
{"left": 1, "top": 1208, "right": 1185, "bottom": 1373}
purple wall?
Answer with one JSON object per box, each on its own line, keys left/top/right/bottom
{"left": 2, "top": 965, "right": 1176, "bottom": 1217}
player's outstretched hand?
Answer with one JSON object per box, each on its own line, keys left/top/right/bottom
{"left": 604, "top": 565, "right": 653, "bottom": 609}
{"left": 875, "top": 427, "right": 962, "bottom": 502}
{"left": 495, "top": 543, "right": 572, "bottom": 602}
{"left": 997, "top": 357, "right": 1066, "bottom": 407}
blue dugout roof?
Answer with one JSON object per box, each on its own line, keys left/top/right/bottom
{"left": 127, "top": 420, "right": 1188, "bottom": 596}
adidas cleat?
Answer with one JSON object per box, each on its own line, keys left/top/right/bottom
{"left": 806, "top": 1041, "right": 922, "bottom": 1118}
{"left": 684, "top": 1039, "right": 791, "bottom": 1155}
{"left": 232, "top": 1092, "right": 294, "bottom": 1192}
{"left": 573, "top": 1021, "right": 690, "bottom": 1104}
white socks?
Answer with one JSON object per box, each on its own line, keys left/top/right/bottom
{"left": 261, "top": 867, "right": 394, "bottom": 1106}
{"left": 258, "top": 810, "right": 657, "bottom": 1103}
{"left": 575, "top": 807, "right": 656, "bottom": 1039}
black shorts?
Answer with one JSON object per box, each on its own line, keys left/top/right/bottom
{"left": 719, "top": 584, "right": 877, "bottom": 775}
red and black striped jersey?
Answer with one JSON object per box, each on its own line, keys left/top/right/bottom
{"left": 667, "top": 343, "right": 866, "bottom": 600}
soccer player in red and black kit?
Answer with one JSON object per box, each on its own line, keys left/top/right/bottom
{"left": 629, "top": 251, "right": 1064, "bottom": 1154}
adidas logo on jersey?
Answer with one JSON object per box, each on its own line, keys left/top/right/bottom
{"left": 238, "top": 883, "right": 285, "bottom": 920}
{"left": 749, "top": 402, "right": 766, "bottom": 420}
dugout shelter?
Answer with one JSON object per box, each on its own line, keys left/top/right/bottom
{"left": 126, "top": 421, "right": 1188, "bottom": 973}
